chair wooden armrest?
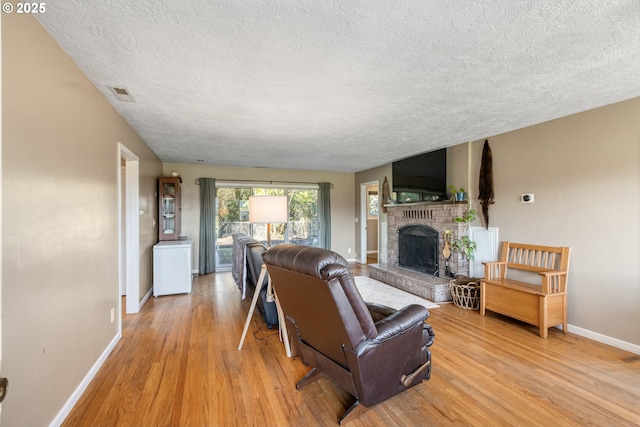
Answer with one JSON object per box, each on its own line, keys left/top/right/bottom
{"left": 538, "top": 270, "right": 567, "bottom": 293}
{"left": 483, "top": 261, "right": 506, "bottom": 281}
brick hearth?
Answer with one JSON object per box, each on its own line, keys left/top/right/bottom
{"left": 369, "top": 263, "right": 452, "bottom": 302}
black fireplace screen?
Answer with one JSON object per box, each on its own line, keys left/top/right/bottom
{"left": 398, "top": 225, "right": 439, "bottom": 275}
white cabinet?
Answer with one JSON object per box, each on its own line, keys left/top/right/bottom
{"left": 153, "top": 240, "right": 193, "bottom": 297}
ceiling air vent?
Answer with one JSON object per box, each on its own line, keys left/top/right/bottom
{"left": 109, "top": 86, "right": 136, "bottom": 102}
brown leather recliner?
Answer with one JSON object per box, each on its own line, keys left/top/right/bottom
{"left": 262, "top": 244, "right": 434, "bottom": 424}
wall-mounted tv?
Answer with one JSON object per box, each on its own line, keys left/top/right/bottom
{"left": 392, "top": 148, "right": 447, "bottom": 202}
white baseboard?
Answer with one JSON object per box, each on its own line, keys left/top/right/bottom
{"left": 49, "top": 332, "right": 121, "bottom": 427}
{"left": 139, "top": 287, "right": 153, "bottom": 310}
{"left": 568, "top": 324, "right": 640, "bottom": 355}
{"left": 345, "top": 257, "right": 358, "bottom": 263}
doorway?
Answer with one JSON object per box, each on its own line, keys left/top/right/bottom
{"left": 359, "top": 180, "right": 379, "bottom": 264}
{"left": 118, "top": 143, "right": 140, "bottom": 315}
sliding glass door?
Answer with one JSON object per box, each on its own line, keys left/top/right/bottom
{"left": 215, "top": 185, "right": 319, "bottom": 270}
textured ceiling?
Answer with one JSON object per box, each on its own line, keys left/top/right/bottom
{"left": 36, "top": 1, "right": 640, "bottom": 173}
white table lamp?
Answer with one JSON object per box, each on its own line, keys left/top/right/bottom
{"left": 249, "top": 195, "right": 288, "bottom": 247}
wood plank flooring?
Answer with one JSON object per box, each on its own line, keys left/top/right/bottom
{"left": 62, "top": 264, "right": 640, "bottom": 426}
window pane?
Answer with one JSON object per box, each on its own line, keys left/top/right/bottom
{"left": 252, "top": 188, "right": 284, "bottom": 196}
{"left": 368, "top": 192, "right": 379, "bottom": 217}
{"left": 216, "top": 187, "right": 250, "bottom": 269}
{"left": 288, "top": 189, "right": 319, "bottom": 246}
{"left": 397, "top": 191, "right": 421, "bottom": 203}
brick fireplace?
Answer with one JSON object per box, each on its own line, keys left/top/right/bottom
{"left": 387, "top": 201, "right": 470, "bottom": 277}
{"left": 369, "top": 201, "right": 471, "bottom": 302}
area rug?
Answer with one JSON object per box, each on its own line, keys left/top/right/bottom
{"left": 354, "top": 276, "right": 439, "bottom": 310}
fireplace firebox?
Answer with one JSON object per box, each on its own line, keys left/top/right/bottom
{"left": 398, "top": 224, "right": 439, "bottom": 276}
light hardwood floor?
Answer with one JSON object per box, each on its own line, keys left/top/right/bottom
{"left": 62, "top": 265, "right": 640, "bottom": 426}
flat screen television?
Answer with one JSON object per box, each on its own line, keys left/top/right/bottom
{"left": 392, "top": 148, "right": 447, "bottom": 202}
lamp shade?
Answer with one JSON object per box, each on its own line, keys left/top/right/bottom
{"left": 249, "top": 195, "right": 288, "bottom": 223}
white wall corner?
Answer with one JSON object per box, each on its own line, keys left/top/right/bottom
{"left": 48, "top": 332, "right": 121, "bottom": 427}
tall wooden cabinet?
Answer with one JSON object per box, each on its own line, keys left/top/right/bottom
{"left": 158, "top": 176, "right": 181, "bottom": 241}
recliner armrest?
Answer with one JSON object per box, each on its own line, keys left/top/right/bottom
{"left": 373, "top": 305, "right": 428, "bottom": 342}
{"left": 366, "top": 302, "right": 396, "bottom": 323}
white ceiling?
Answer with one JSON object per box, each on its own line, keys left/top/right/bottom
{"left": 36, "top": 1, "right": 640, "bottom": 173}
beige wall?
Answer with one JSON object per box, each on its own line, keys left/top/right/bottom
{"left": 162, "top": 163, "right": 356, "bottom": 264}
{"left": 466, "top": 97, "right": 640, "bottom": 345}
{"left": 138, "top": 164, "right": 162, "bottom": 299}
{"left": 446, "top": 142, "right": 474, "bottom": 202}
{"left": 2, "top": 14, "right": 161, "bottom": 427}
{"left": 356, "top": 98, "right": 640, "bottom": 347}
{"left": 354, "top": 164, "right": 392, "bottom": 261}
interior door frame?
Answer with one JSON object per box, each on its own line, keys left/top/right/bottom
{"left": 120, "top": 165, "right": 127, "bottom": 295}
{"left": 359, "top": 180, "right": 379, "bottom": 264}
{"left": 118, "top": 143, "right": 140, "bottom": 315}
{"left": 0, "top": 17, "right": 4, "bottom": 416}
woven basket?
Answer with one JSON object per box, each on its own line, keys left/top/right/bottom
{"left": 449, "top": 279, "right": 480, "bottom": 310}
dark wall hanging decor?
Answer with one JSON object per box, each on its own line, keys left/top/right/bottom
{"left": 381, "top": 176, "right": 390, "bottom": 213}
{"left": 478, "top": 139, "right": 495, "bottom": 229}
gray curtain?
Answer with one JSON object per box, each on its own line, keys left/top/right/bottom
{"left": 199, "top": 178, "right": 216, "bottom": 274}
{"left": 318, "top": 182, "right": 331, "bottom": 250}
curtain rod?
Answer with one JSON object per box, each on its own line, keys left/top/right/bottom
{"left": 194, "top": 178, "right": 334, "bottom": 189}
